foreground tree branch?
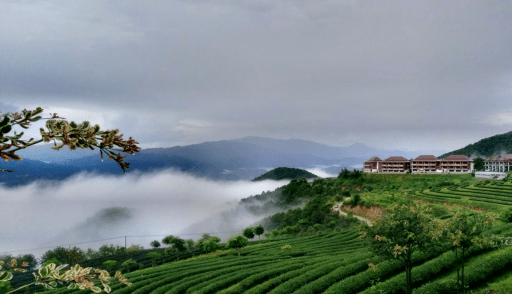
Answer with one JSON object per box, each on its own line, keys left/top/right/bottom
{"left": 0, "top": 107, "right": 140, "bottom": 173}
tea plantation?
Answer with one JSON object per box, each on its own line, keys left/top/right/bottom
{"left": 26, "top": 173, "right": 512, "bottom": 292}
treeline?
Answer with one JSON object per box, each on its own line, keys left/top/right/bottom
{"left": 439, "top": 130, "right": 512, "bottom": 158}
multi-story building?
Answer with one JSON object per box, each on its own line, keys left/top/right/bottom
{"left": 380, "top": 156, "right": 409, "bottom": 173}
{"left": 410, "top": 155, "right": 438, "bottom": 173}
{"left": 363, "top": 157, "right": 382, "bottom": 173}
{"left": 363, "top": 154, "right": 473, "bottom": 174}
{"left": 440, "top": 155, "right": 473, "bottom": 173}
{"left": 485, "top": 154, "right": 512, "bottom": 172}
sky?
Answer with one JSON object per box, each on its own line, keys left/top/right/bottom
{"left": 2, "top": 0, "right": 512, "bottom": 152}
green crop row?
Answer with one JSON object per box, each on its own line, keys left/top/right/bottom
{"left": 267, "top": 258, "right": 351, "bottom": 294}
{"left": 243, "top": 262, "right": 327, "bottom": 294}
{"left": 322, "top": 250, "right": 437, "bottom": 294}
{"left": 359, "top": 247, "right": 485, "bottom": 294}
{"left": 187, "top": 263, "right": 283, "bottom": 294}
{"left": 462, "top": 187, "right": 512, "bottom": 197}
{"left": 217, "top": 262, "right": 306, "bottom": 294}
{"left": 423, "top": 190, "right": 511, "bottom": 206}
{"left": 414, "top": 245, "right": 512, "bottom": 294}
{"left": 52, "top": 254, "right": 285, "bottom": 294}
{"left": 293, "top": 253, "right": 374, "bottom": 294}
{"left": 160, "top": 259, "right": 280, "bottom": 294}
{"left": 475, "top": 270, "right": 512, "bottom": 293}
{"left": 441, "top": 190, "right": 512, "bottom": 204}
{"left": 455, "top": 188, "right": 512, "bottom": 202}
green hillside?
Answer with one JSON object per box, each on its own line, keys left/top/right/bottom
{"left": 252, "top": 167, "right": 319, "bottom": 181}
{"left": 20, "top": 172, "right": 512, "bottom": 293}
{"left": 439, "top": 130, "right": 512, "bottom": 159}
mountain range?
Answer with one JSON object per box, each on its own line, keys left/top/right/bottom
{"left": 1, "top": 136, "right": 447, "bottom": 186}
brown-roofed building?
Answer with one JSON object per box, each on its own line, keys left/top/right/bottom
{"left": 441, "top": 155, "right": 473, "bottom": 173}
{"left": 485, "top": 154, "right": 512, "bottom": 172}
{"left": 363, "top": 157, "right": 382, "bottom": 173}
{"left": 362, "top": 154, "right": 474, "bottom": 174}
{"left": 411, "top": 155, "right": 438, "bottom": 173}
{"left": 380, "top": 156, "right": 409, "bottom": 173}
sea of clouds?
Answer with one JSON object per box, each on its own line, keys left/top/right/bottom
{"left": 0, "top": 169, "right": 290, "bottom": 260}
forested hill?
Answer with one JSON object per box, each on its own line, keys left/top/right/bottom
{"left": 251, "top": 167, "right": 319, "bottom": 181}
{"left": 438, "top": 131, "right": 512, "bottom": 159}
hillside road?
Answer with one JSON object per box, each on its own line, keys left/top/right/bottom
{"left": 332, "top": 202, "right": 373, "bottom": 227}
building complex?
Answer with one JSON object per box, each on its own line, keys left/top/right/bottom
{"left": 485, "top": 155, "right": 512, "bottom": 172}
{"left": 363, "top": 155, "right": 474, "bottom": 174}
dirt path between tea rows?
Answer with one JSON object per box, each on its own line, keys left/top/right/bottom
{"left": 332, "top": 202, "right": 373, "bottom": 227}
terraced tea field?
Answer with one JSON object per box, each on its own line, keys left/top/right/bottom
{"left": 415, "top": 182, "right": 512, "bottom": 208}
{"left": 43, "top": 224, "right": 512, "bottom": 293}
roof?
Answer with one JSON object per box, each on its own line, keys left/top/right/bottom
{"left": 365, "top": 157, "right": 382, "bottom": 162}
{"left": 487, "top": 155, "right": 512, "bottom": 162}
{"left": 383, "top": 156, "right": 409, "bottom": 162}
{"left": 413, "top": 155, "right": 438, "bottom": 161}
{"left": 443, "top": 155, "right": 470, "bottom": 161}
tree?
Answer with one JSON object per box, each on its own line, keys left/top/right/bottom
{"left": 359, "top": 199, "right": 441, "bottom": 294}
{"left": 271, "top": 229, "right": 280, "bottom": 240}
{"left": 65, "top": 247, "right": 85, "bottom": 266}
{"left": 243, "top": 227, "right": 255, "bottom": 240}
{"left": 162, "top": 235, "right": 186, "bottom": 253}
{"left": 254, "top": 225, "right": 264, "bottom": 242}
{"left": 98, "top": 244, "right": 118, "bottom": 257}
{"left": 40, "top": 247, "right": 69, "bottom": 266}
{"left": 126, "top": 244, "right": 144, "bottom": 252}
{"left": 473, "top": 157, "right": 485, "bottom": 171}
{"left": 196, "top": 234, "right": 221, "bottom": 254}
{"left": 502, "top": 207, "right": 512, "bottom": 223}
{"left": 84, "top": 248, "right": 101, "bottom": 260}
{"left": 0, "top": 107, "right": 140, "bottom": 173}
{"left": 102, "top": 260, "right": 117, "bottom": 272}
{"left": 146, "top": 252, "right": 163, "bottom": 267}
{"left": 121, "top": 259, "right": 136, "bottom": 273}
{"left": 327, "top": 220, "right": 336, "bottom": 229}
{"left": 150, "top": 240, "right": 161, "bottom": 249}
{"left": 297, "top": 219, "right": 309, "bottom": 233}
{"left": 0, "top": 106, "right": 137, "bottom": 293}
{"left": 442, "top": 207, "right": 495, "bottom": 293}
{"left": 227, "top": 236, "right": 249, "bottom": 257}
{"left": 204, "top": 237, "right": 221, "bottom": 253}
{"left": 185, "top": 239, "right": 196, "bottom": 256}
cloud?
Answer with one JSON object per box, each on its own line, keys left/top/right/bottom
{"left": 483, "top": 111, "right": 512, "bottom": 127}
{"left": 2, "top": 1, "right": 512, "bottom": 151}
{"left": 0, "top": 169, "right": 289, "bottom": 260}
{"left": 304, "top": 167, "right": 338, "bottom": 178}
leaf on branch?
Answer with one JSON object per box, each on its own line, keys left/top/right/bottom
{"left": 0, "top": 270, "right": 13, "bottom": 282}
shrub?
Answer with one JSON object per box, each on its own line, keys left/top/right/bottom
{"left": 349, "top": 194, "right": 358, "bottom": 207}
{"left": 103, "top": 260, "right": 117, "bottom": 270}
{"left": 0, "top": 281, "right": 12, "bottom": 294}
{"left": 121, "top": 259, "right": 136, "bottom": 273}
{"left": 502, "top": 207, "right": 512, "bottom": 223}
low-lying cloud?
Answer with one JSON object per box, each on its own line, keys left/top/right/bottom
{"left": 0, "top": 169, "right": 289, "bottom": 260}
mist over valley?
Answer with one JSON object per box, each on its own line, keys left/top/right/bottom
{"left": 0, "top": 168, "right": 291, "bottom": 261}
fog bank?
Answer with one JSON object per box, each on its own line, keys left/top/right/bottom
{"left": 0, "top": 169, "right": 289, "bottom": 259}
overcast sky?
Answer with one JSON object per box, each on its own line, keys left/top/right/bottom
{"left": 2, "top": 0, "right": 512, "bottom": 151}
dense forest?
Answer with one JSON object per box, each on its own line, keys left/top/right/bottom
{"left": 439, "top": 131, "right": 512, "bottom": 158}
